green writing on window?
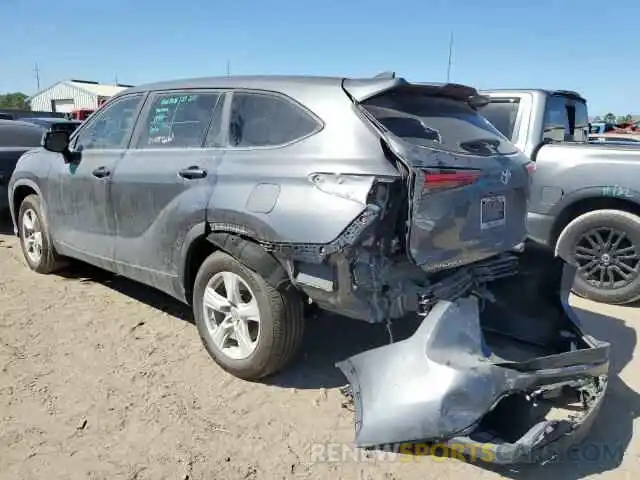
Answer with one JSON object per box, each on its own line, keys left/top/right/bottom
{"left": 147, "top": 94, "right": 199, "bottom": 143}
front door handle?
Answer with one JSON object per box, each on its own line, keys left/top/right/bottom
{"left": 92, "top": 166, "right": 111, "bottom": 178}
{"left": 178, "top": 166, "right": 207, "bottom": 180}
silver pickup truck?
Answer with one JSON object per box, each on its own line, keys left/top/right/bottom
{"left": 479, "top": 89, "right": 640, "bottom": 305}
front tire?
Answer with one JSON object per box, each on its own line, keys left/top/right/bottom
{"left": 555, "top": 209, "right": 640, "bottom": 305}
{"left": 193, "top": 251, "right": 305, "bottom": 380}
{"left": 17, "top": 194, "right": 65, "bottom": 274}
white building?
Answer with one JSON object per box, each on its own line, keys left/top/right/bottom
{"left": 28, "top": 79, "right": 133, "bottom": 113}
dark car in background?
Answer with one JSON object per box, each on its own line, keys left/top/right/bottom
{"left": 0, "top": 119, "right": 44, "bottom": 210}
{"left": 17, "top": 117, "right": 83, "bottom": 134}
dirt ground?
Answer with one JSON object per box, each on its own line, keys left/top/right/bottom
{"left": 2, "top": 214, "right": 640, "bottom": 480}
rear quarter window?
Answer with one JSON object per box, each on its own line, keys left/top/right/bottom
{"left": 227, "top": 92, "right": 321, "bottom": 148}
{"left": 362, "top": 92, "right": 516, "bottom": 155}
{"left": 477, "top": 99, "right": 520, "bottom": 140}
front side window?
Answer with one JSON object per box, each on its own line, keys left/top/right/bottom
{"left": 137, "top": 92, "right": 222, "bottom": 149}
{"left": 227, "top": 92, "right": 320, "bottom": 147}
{"left": 362, "top": 91, "right": 517, "bottom": 156}
{"left": 73, "top": 95, "right": 143, "bottom": 151}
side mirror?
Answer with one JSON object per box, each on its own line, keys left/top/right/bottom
{"left": 42, "top": 130, "right": 70, "bottom": 154}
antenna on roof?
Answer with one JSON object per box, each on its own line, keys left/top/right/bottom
{"left": 34, "top": 63, "right": 41, "bottom": 90}
{"left": 373, "top": 71, "right": 395, "bottom": 79}
{"left": 446, "top": 31, "right": 454, "bottom": 82}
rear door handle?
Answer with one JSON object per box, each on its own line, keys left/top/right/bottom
{"left": 92, "top": 166, "right": 111, "bottom": 178}
{"left": 178, "top": 166, "right": 207, "bottom": 180}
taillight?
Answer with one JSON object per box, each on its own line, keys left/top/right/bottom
{"left": 422, "top": 169, "right": 481, "bottom": 191}
{"left": 525, "top": 162, "right": 536, "bottom": 175}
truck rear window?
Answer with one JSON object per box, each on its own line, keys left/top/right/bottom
{"left": 362, "top": 92, "right": 517, "bottom": 156}
{"left": 478, "top": 99, "right": 520, "bottom": 140}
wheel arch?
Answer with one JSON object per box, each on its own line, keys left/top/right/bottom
{"left": 206, "top": 231, "right": 290, "bottom": 288}
{"left": 180, "top": 227, "right": 291, "bottom": 306}
{"left": 10, "top": 180, "right": 44, "bottom": 235}
{"left": 551, "top": 196, "right": 640, "bottom": 252}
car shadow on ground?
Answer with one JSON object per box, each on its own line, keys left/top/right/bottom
{"left": 56, "top": 261, "right": 194, "bottom": 321}
{"left": 266, "top": 311, "right": 420, "bottom": 389}
{"left": 50, "top": 258, "right": 421, "bottom": 390}
{"left": 0, "top": 210, "right": 15, "bottom": 235}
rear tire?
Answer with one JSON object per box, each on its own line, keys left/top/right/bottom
{"left": 17, "top": 194, "right": 65, "bottom": 274}
{"left": 555, "top": 209, "right": 640, "bottom": 305}
{"left": 193, "top": 251, "right": 305, "bottom": 380}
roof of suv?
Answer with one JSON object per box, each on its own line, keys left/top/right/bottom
{"left": 124, "top": 75, "right": 349, "bottom": 95}
{"left": 120, "top": 75, "right": 481, "bottom": 107}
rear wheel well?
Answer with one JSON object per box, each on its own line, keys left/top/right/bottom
{"left": 183, "top": 236, "right": 216, "bottom": 305}
{"left": 182, "top": 232, "right": 292, "bottom": 306}
{"left": 551, "top": 197, "right": 640, "bottom": 247}
{"left": 12, "top": 185, "right": 38, "bottom": 222}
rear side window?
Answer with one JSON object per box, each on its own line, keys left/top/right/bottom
{"left": 362, "top": 92, "right": 517, "bottom": 155}
{"left": 136, "top": 92, "right": 222, "bottom": 149}
{"left": 227, "top": 92, "right": 320, "bottom": 147}
{"left": 478, "top": 98, "right": 520, "bottom": 140}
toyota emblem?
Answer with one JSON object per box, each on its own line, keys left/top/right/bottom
{"left": 500, "top": 169, "right": 512, "bottom": 185}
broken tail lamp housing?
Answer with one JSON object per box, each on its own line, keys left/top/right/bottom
{"left": 525, "top": 162, "right": 536, "bottom": 175}
{"left": 422, "top": 169, "right": 481, "bottom": 192}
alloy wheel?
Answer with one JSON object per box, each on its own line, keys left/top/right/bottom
{"left": 575, "top": 227, "right": 640, "bottom": 289}
{"left": 21, "top": 208, "right": 43, "bottom": 265}
{"left": 202, "top": 271, "right": 261, "bottom": 360}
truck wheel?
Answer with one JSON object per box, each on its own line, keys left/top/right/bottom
{"left": 192, "top": 251, "right": 305, "bottom": 380}
{"left": 555, "top": 209, "right": 640, "bottom": 305}
{"left": 17, "top": 194, "right": 65, "bottom": 274}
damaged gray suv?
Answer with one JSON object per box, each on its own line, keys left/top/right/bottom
{"left": 9, "top": 74, "right": 609, "bottom": 463}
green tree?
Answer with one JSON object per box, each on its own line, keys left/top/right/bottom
{"left": 0, "top": 92, "right": 30, "bottom": 110}
{"left": 619, "top": 114, "right": 633, "bottom": 124}
{"left": 593, "top": 116, "right": 602, "bottom": 122}
{"left": 603, "top": 113, "right": 616, "bottom": 124}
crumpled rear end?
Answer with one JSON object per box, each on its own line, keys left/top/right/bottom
{"left": 336, "top": 251, "right": 610, "bottom": 464}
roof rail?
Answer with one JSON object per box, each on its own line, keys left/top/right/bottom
{"left": 373, "top": 71, "right": 396, "bottom": 79}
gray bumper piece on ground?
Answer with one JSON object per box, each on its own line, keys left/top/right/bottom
{"left": 336, "top": 260, "right": 610, "bottom": 465}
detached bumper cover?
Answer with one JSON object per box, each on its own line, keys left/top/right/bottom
{"left": 336, "top": 274, "right": 610, "bottom": 465}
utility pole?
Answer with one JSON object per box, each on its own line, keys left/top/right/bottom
{"left": 34, "top": 63, "right": 41, "bottom": 90}
{"left": 446, "top": 32, "right": 453, "bottom": 83}
{"left": 226, "top": 60, "right": 231, "bottom": 76}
